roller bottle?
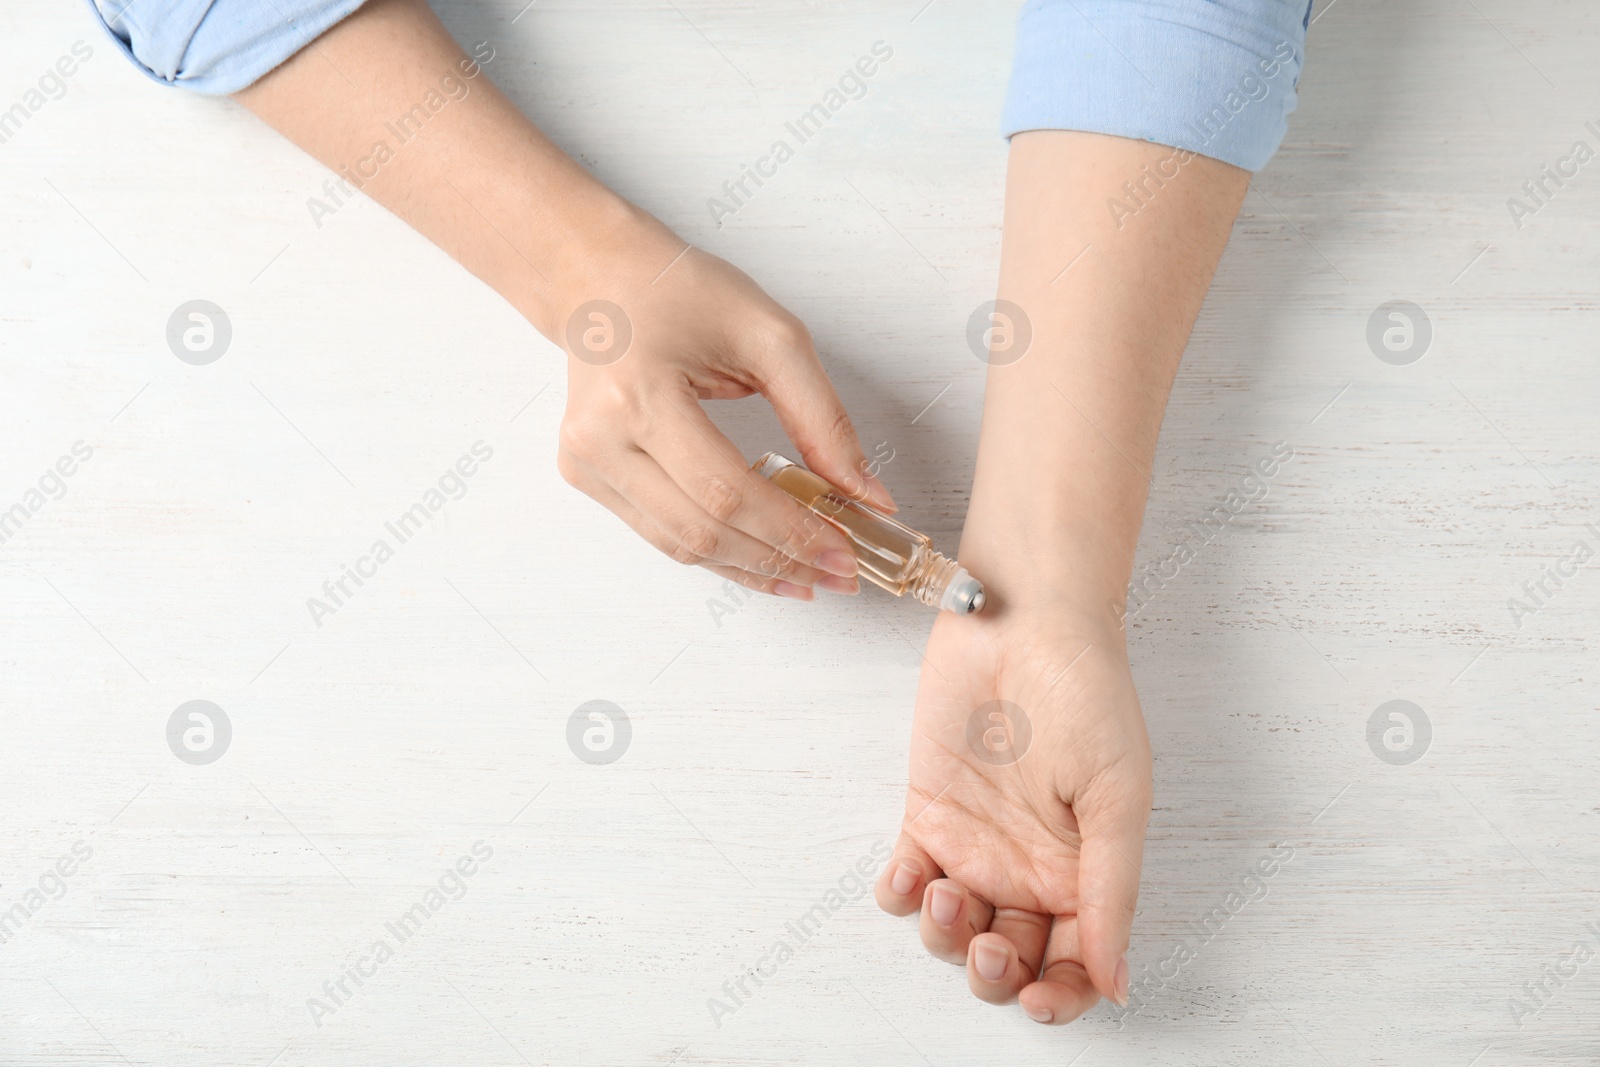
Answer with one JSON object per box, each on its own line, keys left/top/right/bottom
{"left": 753, "top": 452, "right": 985, "bottom": 615}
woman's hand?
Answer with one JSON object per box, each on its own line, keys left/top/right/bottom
{"left": 234, "top": 0, "right": 893, "bottom": 599}
{"left": 868, "top": 129, "right": 1248, "bottom": 1024}
{"left": 874, "top": 607, "right": 1151, "bottom": 1024}
{"left": 554, "top": 214, "right": 895, "bottom": 599}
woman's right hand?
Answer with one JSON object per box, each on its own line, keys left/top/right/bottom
{"left": 553, "top": 208, "right": 897, "bottom": 600}
{"left": 231, "top": 0, "right": 891, "bottom": 601}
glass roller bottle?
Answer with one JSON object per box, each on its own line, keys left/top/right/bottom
{"left": 752, "top": 452, "right": 986, "bottom": 615}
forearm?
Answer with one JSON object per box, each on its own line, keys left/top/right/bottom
{"left": 961, "top": 130, "right": 1249, "bottom": 623}
{"left": 229, "top": 0, "right": 896, "bottom": 590}
{"left": 233, "top": 0, "right": 673, "bottom": 338}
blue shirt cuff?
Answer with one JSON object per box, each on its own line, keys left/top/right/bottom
{"left": 85, "top": 0, "right": 366, "bottom": 94}
{"left": 1002, "top": 0, "right": 1313, "bottom": 172}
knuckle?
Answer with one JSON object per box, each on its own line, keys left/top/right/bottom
{"left": 751, "top": 548, "right": 787, "bottom": 581}
{"left": 700, "top": 476, "right": 745, "bottom": 524}
{"left": 758, "top": 312, "right": 812, "bottom": 355}
{"left": 664, "top": 539, "right": 702, "bottom": 566}
{"left": 763, "top": 552, "right": 805, "bottom": 582}
{"left": 787, "top": 510, "right": 835, "bottom": 558}
{"left": 771, "top": 518, "right": 810, "bottom": 560}
{"left": 762, "top": 515, "right": 822, "bottom": 571}
{"left": 674, "top": 523, "right": 721, "bottom": 565}
{"left": 554, "top": 449, "right": 584, "bottom": 489}
{"left": 825, "top": 406, "right": 858, "bottom": 447}
{"left": 789, "top": 410, "right": 860, "bottom": 471}
{"left": 641, "top": 529, "right": 679, "bottom": 560}
{"left": 557, "top": 415, "right": 605, "bottom": 459}
{"left": 563, "top": 381, "right": 648, "bottom": 454}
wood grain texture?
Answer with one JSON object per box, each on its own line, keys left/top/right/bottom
{"left": 1, "top": 1, "right": 1597, "bottom": 1064}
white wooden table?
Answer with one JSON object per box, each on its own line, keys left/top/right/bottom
{"left": 3, "top": 1, "right": 1597, "bottom": 1064}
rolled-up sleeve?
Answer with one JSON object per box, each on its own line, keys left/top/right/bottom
{"left": 84, "top": 0, "right": 365, "bottom": 94}
{"left": 1002, "top": 0, "right": 1313, "bottom": 172}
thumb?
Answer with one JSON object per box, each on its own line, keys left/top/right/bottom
{"left": 756, "top": 333, "right": 897, "bottom": 513}
{"left": 1075, "top": 777, "right": 1150, "bottom": 1007}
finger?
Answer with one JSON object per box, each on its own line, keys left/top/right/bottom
{"left": 641, "top": 386, "right": 863, "bottom": 579}
{"left": 602, "top": 449, "right": 844, "bottom": 587}
{"left": 1076, "top": 777, "right": 1150, "bottom": 1007}
{"left": 701, "top": 563, "right": 814, "bottom": 602}
{"left": 875, "top": 836, "right": 941, "bottom": 917}
{"left": 966, "top": 910, "right": 1050, "bottom": 1005}
{"left": 750, "top": 324, "right": 897, "bottom": 512}
{"left": 1017, "top": 914, "right": 1102, "bottom": 1026}
{"left": 566, "top": 453, "right": 824, "bottom": 598}
{"left": 918, "top": 879, "right": 994, "bottom": 965}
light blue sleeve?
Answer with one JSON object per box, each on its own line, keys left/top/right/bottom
{"left": 1002, "top": 0, "right": 1313, "bottom": 172}
{"left": 84, "top": 0, "right": 366, "bottom": 94}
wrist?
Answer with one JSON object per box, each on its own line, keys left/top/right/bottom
{"left": 510, "top": 187, "right": 680, "bottom": 339}
{"left": 958, "top": 524, "right": 1132, "bottom": 637}
{"left": 957, "top": 447, "right": 1142, "bottom": 632}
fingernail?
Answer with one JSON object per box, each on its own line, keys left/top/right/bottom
{"left": 928, "top": 882, "right": 960, "bottom": 927}
{"left": 1114, "top": 956, "right": 1129, "bottom": 1006}
{"left": 814, "top": 550, "right": 857, "bottom": 578}
{"left": 866, "top": 475, "right": 897, "bottom": 512}
{"left": 773, "top": 580, "right": 812, "bottom": 600}
{"left": 815, "top": 575, "right": 859, "bottom": 595}
{"left": 1022, "top": 1003, "right": 1053, "bottom": 1024}
{"left": 974, "top": 941, "right": 1008, "bottom": 982}
{"left": 889, "top": 862, "right": 918, "bottom": 896}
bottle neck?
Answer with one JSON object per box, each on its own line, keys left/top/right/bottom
{"left": 908, "top": 550, "right": 987, "bottom": 614}
{"left": 908, "top": 552, "right": 961, "bottom": 610}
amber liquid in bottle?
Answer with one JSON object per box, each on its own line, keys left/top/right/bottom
{"left": 753, "top": 453, "right": 985, "bottom": 614}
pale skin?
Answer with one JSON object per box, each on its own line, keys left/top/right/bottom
{"left": 873, "top": 134, "right": 1248, "bottom": 1022}
{"left": 236, "top": 0, "right": 1250, "bottom": 1026}
{"left": 239, "top": 0, "right": 893, "bottom": 602}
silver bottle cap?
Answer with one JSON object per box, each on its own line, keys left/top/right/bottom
{"left": 940, "top": 569, "right": 987, "bottom": 615}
